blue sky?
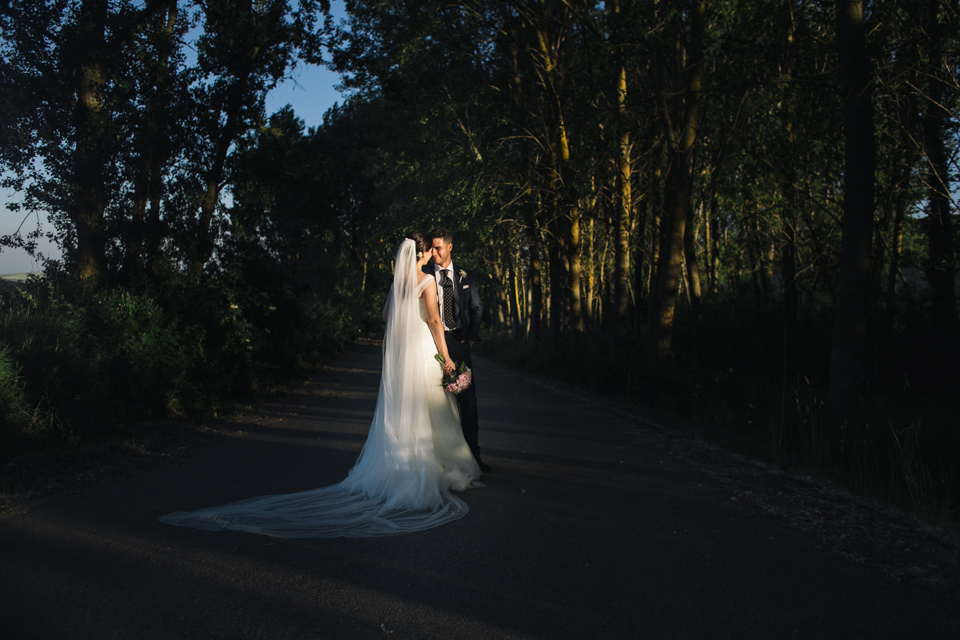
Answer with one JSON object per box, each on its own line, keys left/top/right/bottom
{"left": 0, "top": 3, "right": 346, "bottom": 275}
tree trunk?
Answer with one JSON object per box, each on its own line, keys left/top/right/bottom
{"left": 547, "top": 146, "right": 564, "bottom": 349}
{"left": 647, "top": 0, "right": 706, "bottom": 365}
{"left": 191, "top": 90, "right": 244, "bottom": 284}
{"left": 781, "top": 215, "right": 799, "bottom": 379}
{"left": 648, "top": 153, "right": 690, "bottom": 363}
{"left": 584, "top": 213, "right": 596, "bottom": 331}
{"left": 506, "top": 251, "right": 521, "bottom": 339}
{"left": 189, "top": 32, "right": 264, "bottom": 283}
{"left": 702, "top": 164, "right": 721, "bottom": 296}
{"left": 127, "top": 3, "right": 178, "bottom": 283}
{"left": 708, "top": 191, "right": 721, "bottom": 295}
{"left": 746, "top": 222, "right": 764, "bottom": 301}
{"left": 829, "top": 0, "right": 876, "bottom": 417}
{"left": 647, "top": 147, "right": 663, "bottom": 303}
{"left": 526, "top": 216, "right": 543, "bottom": 346}
{"left": 567, "top": 203, "right": 585, "bottom": 347}
{"left": 885, "top": 146, "right": 910, "bottom": 308}
{"left": 764, "top": 239, "right": 776, "bottom": 303}
{"left": 73, "top": 0, "right": 110, "bottom": 287}
{"left": 493, "top": 259, "right": 509, "bottom": 336}
{"left": 779, "top": 3, "right": 800, "bottom": 381}
{"left": 612, "top": 53, "right": 632, "bottom": 347}
{"left": 682, "top": 197, "right": 702, "bottom": 314}
{"left": 633, "top": 188, "right": 649, "bottom": 338}
{"left": 921, "top": 0, "right": 957, "bottom": 335}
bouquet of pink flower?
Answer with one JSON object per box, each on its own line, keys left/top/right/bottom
{"left": 434, "top": 354, "right": 473, "bottom": 394}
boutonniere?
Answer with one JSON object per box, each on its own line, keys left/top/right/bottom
{"left": 460, "top": 269, "right": 468, "bottom": 279}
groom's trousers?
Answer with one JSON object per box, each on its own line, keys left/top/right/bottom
{"left": 445, "top": 330, "right": 481, "bottom": 461}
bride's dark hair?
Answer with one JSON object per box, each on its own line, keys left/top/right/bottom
{"left": 406, "top": 231, "right": 430, "bottom": 257}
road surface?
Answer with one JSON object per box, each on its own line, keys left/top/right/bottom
{"left": 0, "top": 340, "right": 956, "bottom": 639}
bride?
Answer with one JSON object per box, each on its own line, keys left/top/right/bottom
{"left": 160, "top": 232, "right": 482, "bottom": 538}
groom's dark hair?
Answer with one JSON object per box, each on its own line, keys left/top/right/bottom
{"left": 430, "top": 228, "right": 453, "bottom": 245}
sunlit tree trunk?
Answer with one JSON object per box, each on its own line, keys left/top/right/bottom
{"left": 583, "top": 191, "right": 597, "bottom": 332}
{"left": 526, "top": 211, "right": 544, "bottom": 346}
{"left": 611, "top": 0, "right": 632, "bottom": 348}
{"left": 708, "top": 190, "right": 721, "bottom": 295}
{"left": 547, "top": 139, "right": 564, "bottom": 349}
{"left": 491, "top": 259, "right": 508, "bottom": 336}
{"left": 559, "top": 107, "right": 583, "bottom": 347}
{"left": 567, "top": 201, "right": 585, "bottom": 346}
{"left": 647, "top": 0, "right": 705, "bottom": 365}
{"left": 682, "top": 196, "right": 702, "bottom": 314}
{"left": 526, "top": 9, "right": 572, "bottom": 349}
{"left": 702, "top": 163, "right": 721, "bottom": 296}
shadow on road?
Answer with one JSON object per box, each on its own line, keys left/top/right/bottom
{"left": 0, "top": 341, "right": 955, "bottom": 639}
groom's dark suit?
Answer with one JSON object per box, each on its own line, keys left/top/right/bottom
{"left": 423, "top": 262, "right": 484, "bottom": 463}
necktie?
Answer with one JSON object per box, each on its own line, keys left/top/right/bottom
{"left": 441, "top": 269, "right": 455, "bottom": 330}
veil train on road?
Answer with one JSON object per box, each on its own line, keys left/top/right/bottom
{"left": 159, "top": 239, "right": 480, "bottom": 538}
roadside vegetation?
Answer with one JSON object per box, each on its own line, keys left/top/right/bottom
{"left": 477, "top": 297, "right": 959, "bottom": 519}
{"left": 0, "top": 263, "right": 365, "bottom": 458}
{"left": 2, "top": 1, "right": 957, "bottom": 519}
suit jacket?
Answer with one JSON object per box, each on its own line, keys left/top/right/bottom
{"left": 423, "top": 262, "right": 483, "bottom": 343}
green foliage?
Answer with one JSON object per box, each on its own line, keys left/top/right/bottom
{"left": 1, "top": 0, "right": 331, "bottom": 282}
{"left": 1, "top": 0, "right": 955, "bottom": 524}
{"left": 0, "top": 260, "right": 361, "bottom": 456}
{"left": 0, "top": 280, "right": 192, "bottom": 445}
{"left": 0, "top": 345, "right": 34, "bottom": 443}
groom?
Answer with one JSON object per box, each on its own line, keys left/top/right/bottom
{"left": 426, "top": 228, "right": 490, "bottom": 472}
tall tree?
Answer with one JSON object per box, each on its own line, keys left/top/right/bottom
{"left": 187, "top": 0, "right": 327, "bottom": 283}
{"left": 647, "top": 0, "right": 706, "bottom": 365}
{"left": 69, "top": 0, "right": 175, "bottom": 286}
{"left": 829, "top": 0, "right": 876, "bottom": 416}
{"left": 918, "top": 0, "right": 958, "bottom": 335}
{"left": 609, "top": 0, "right": 632, "bottom": 348}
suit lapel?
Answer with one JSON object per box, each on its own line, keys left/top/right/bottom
{"left": 451, "top": 264, "right": 461, "bottom": 299}
{"left": 451, "top": 264, "right": 463, "bottom": 324}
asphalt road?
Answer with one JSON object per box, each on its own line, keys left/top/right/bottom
{"left": 0, "top": 340, "right": 956, "bottom": 639}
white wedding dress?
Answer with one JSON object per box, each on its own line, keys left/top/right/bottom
{"left": 159, "top": 240, "right": 481, "bottom": 538}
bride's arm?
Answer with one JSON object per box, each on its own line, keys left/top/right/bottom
{"left": 422, "top": 282, "right": 455, "bottom": 373}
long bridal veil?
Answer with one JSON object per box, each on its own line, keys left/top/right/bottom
{"left": 159, "top": 239, "right": 473, "bottom": 538}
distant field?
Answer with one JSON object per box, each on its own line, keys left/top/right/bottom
{"left": 0, "top": 273, "right": 36, "bottom": 282}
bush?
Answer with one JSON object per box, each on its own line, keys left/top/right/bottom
{"left": 0, "top": 263, "right": 361, "bottom": 458}
{"left": 0, "top": 345, "right": 33, "bottom": 442}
